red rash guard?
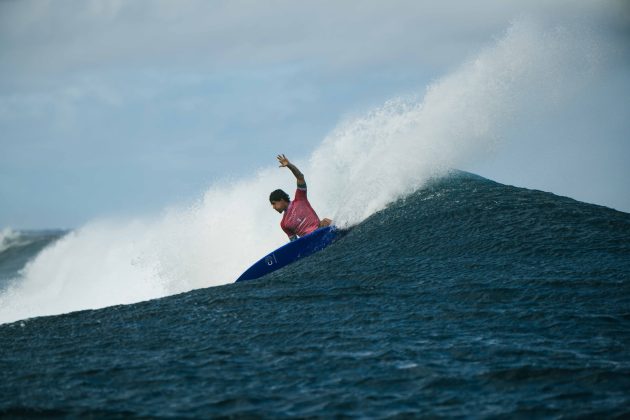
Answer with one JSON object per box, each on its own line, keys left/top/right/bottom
{"left": 280, "top": 186, "right": 321, "bottom": 240}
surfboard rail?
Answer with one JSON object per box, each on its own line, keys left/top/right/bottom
{"left": 235, "top": 226, "right": 338, "bottom": 282}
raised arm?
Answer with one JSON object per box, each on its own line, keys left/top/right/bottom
{"left": 277, "top": 154, "right": 305, "bottom": 186}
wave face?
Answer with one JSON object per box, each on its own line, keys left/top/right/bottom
{"left": 1, "top": 172, "right": 629, "bottom": 417}
{"left": 0, "top": 19, "right": 603, "bottom": 324}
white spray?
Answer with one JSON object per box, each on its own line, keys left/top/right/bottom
{"left": 0, "top": 20, "right": 601, "bottom": 324}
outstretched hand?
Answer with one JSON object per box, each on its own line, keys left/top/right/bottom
{"left": 277, "top": 154, "right": 290, "bottom": 167}
{"left": 277, "top": 153, "right": 305, "bottom": 184}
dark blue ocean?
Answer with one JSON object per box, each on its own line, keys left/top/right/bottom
{"left": 1, "top": 172, "right": 629, "bottom": 418}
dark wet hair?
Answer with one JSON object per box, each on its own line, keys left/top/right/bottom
{"left": 269, "top": 189, "right": 290, "bottom": 203}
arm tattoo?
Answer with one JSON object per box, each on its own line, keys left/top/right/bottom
{"left": 286, "top": 163, "right": 304, "bottom": 181}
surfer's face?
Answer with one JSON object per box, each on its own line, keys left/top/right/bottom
{"left": 271, "top": 200, "right": 289, "bottom": 213}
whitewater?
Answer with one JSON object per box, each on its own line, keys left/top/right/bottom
{"left": 0, "top": 20, "right": 604, "bottom": 324}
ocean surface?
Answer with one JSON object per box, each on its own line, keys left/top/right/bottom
{"left": 1, "top": 172, "right": 629, "bottom": 418}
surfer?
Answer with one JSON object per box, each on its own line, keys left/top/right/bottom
{"left": 270, "top": 154, "right": 332, "bottom": 241}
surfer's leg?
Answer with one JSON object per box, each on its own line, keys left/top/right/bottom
{"left": 319, "top": 218, "right": 332, "bottom": 227}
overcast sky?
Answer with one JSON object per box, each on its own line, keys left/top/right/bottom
{"left": 1, "top": 0, "right": 629, "bottom": 229}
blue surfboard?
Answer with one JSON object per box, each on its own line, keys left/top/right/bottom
{"left": 235, "top": 226, "right": 338, "bottom": 282}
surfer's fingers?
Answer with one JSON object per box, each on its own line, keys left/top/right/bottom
{"left": 277, "top": 154, "right": 289, "bottom": 165}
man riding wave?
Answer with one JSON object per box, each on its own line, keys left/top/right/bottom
{"left": 270, "top": 154, "right": 332, "bottom": 241}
